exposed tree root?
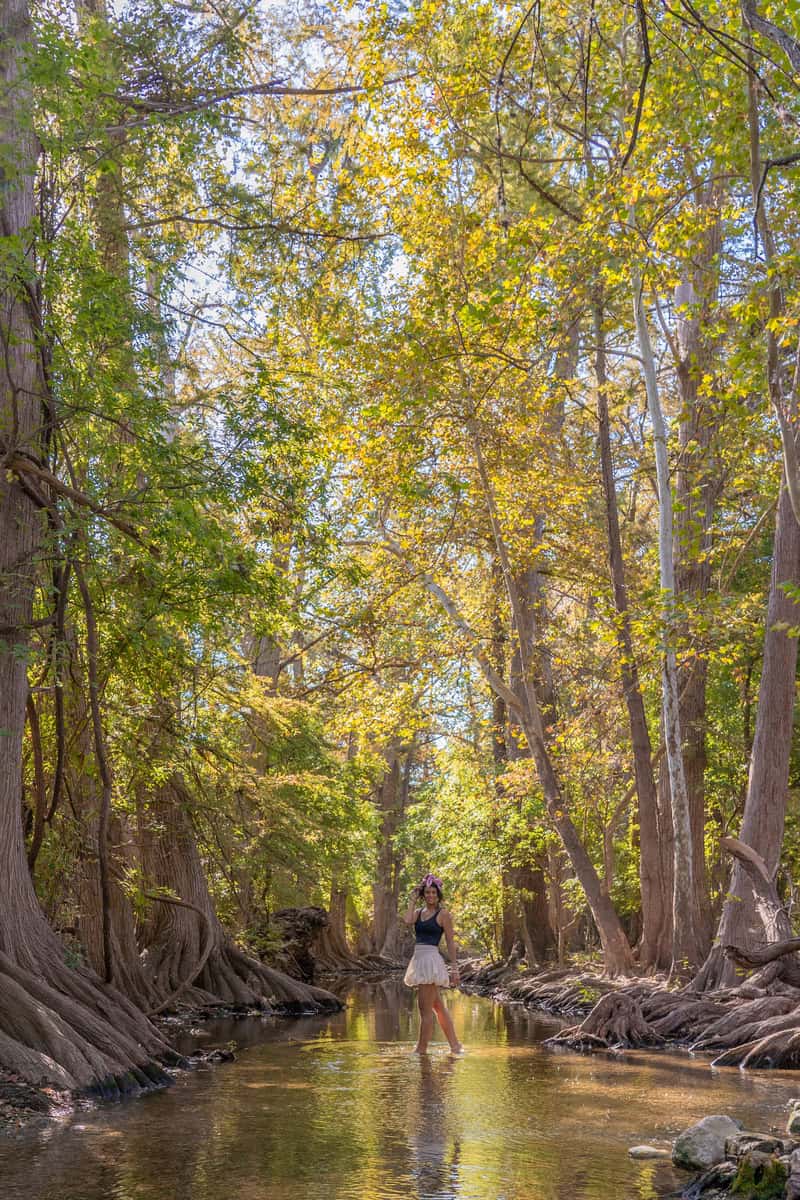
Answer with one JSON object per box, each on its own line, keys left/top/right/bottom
{"left": 461, "top": 960, "right": 625, "bottom": 1016}
{"left": 711, "top": 1021, "right": 800, "bottom": 1068}
{"left": 139, "top": 775, "right": 341, "bottom": 1016}
{"left": 0, "top": 944, "right": 179, "bottom": 1093}
{"left": 647, "top": 1000, "right": 726, "bottom": 1038}
{"left": 143, "top": 928, "right": 341, "bottom": 1015}
{"left": 690, "top": 996, "right": 798, "bottom": 1050}
{"left": 546, "top": 992, "right": 664, "bottom": 1050}
{"left": 464, "top": 954, "right": 800, "bottom": 1070}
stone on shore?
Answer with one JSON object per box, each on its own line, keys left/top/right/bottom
{"left": 725, "top": 1132, "right": 789, "bottom": 1158}
{"left": 672, "top": 1115, "right": 742, "bottom": 1171}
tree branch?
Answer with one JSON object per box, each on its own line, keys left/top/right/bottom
{"left": 5, "top": 452, "right": 146, "bottom": 546}
{"left": 620, "top": 0, "right": 652, "bottom": 170}
{"left": 741, "top": 0, "right": 800, "bottom": 72}
{"left": 111, "top": 74, "right": 416, "bottom": 116}
{"left": 381, "top": 535, "right": 523, "bottom": 713}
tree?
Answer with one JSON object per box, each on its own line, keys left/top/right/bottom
{"left": 0, "top": 0, "right": 174, "bottom": 1090}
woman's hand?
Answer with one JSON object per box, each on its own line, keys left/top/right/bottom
{"left": 449, "top": 963, "right": 461, "bottom": 986}
{"left": 402, "top": 892, "right": 420, "bottom": 925}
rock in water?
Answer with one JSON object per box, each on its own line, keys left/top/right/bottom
{"left": 673, "top": 1115, "right": 742, "bottom": 1171}
{"left": 628, "top": 1145, "right": 672, "bottom": 1159}
{"left": 788, "top": 1104, "right": 800, "bottom": 1136}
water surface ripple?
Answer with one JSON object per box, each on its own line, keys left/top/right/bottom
{"left": 2, "top": 979, "right": 799, "bottom": 1200}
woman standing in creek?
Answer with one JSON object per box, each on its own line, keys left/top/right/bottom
{"left": 402, "top": 874, "right": 463, "bottom": 1054}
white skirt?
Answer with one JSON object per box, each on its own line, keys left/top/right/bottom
{"left": 404, "top": 944, "right": 451, "bottom": 988}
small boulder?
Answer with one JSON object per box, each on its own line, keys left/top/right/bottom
{"left": 628, "top": 1145, "right": 672, "bottom": 1159}
{"left": 788, "top": 1104, "right": 800, "bottom": 1136}
{"left": 673, "top": 1115, "right": 742, "bottom": 1171}
{"left": 725, "top": 1132, "right": 788, "bottom": 1159}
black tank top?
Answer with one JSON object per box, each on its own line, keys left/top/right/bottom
{"left": 414, "top": 907, "right": 444, "bottom": 946}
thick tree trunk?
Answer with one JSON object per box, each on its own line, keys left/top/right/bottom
{"left": 593, "top": 300, "right": 667, "bottom": 969}
{"left": 138, "top": 775, "right": 339, "bottom": 1012}
{"left": 313, "top": 880, "right": 360, "bottom": 971}
{"left": 492, "top": 587, "right": 556, "bottom": 964}
{"left": 693, "top": 479, "right": 800, "bottom": 991}
{"left": 693, "top": 59, "right": 800, "bottom": 993}
{"left": 59, "top": 636, "right": 155, "bottom": 1010}
{"left": 0, "top": 0, "right": 175, "bottom": 1093}
{"left": 511, "top": 864, "right": 553, "bottom": 965}
{"left": 77, "top": 813, "right": 154, "bottom": 1010}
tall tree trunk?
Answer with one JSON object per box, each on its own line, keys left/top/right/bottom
{"left": 692, "top": 48, "right": 800, "bottom": 992}
{"left": 692, "top": 478, "right": 800, "bottom": 989}
{"left": 491, "top": 565, "right": 555, "bottom": 963}
{"left": 0, "top": 0, "right": 175, "bottom": 1090}
{"left": 313, "top": 877, "right": 357, "bottom": 970}
{"left": 593, "top": 300, "right": 667, "bottom": 968}
{"left": 370, "top": 740, "right": 411, "bottom": 959}
{"left": 671, "top": 191, "right": 724, "bottom": 956}
{"left": 63, "top": 640, "right": 155, "bottom": 1009}
{"left": 633, "top": 270, "right": 703, "bottom": 973}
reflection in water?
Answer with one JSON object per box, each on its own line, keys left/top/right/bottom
{"left": 409, "top": 1055, "right": 460, "bottom": 1199}
{"left": 2, "top": 979, "right": 800, "bottom": 1200}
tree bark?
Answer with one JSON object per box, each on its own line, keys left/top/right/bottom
{"left": 693, "top": 478, "right": 800, "bottom": 990}
{"left": 692, "top": 51, "right": 800, "bottom": 992}
{"left": 0, "top": 4, "right": 176, "bottom": 1089}
{"left": 671, "top": 193, "right": 724, "bottom": 956}
{"left": 138, "top": 774, "right": 339, "bottom": 1011}
{"left": 593, "top": 299, "right": 666, "bottom": 969}
{"left": 633, "top": 270, "right": 702, "bottom": 972}
{"left": 369, "top": 740, "right": 411, "bottom": 960}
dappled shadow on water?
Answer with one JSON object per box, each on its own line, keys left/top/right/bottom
{"left": 2, "top": 978, "right": 799, "bottom": 1200}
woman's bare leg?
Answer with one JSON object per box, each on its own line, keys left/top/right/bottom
{"left": 432, "top": 989, "right": 463, "bottom": 1053}
{"left": 415, "top": 984, "right": 436, "bottom": 1052}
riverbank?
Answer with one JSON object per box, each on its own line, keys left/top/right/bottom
{"left": 459, "top": 958, "right": 800, "bottom": 1068}
{"left": 0, "top": 994, "right": 338, "bottom": 1138}
{"left": 0, "top": 1075, "right": 69, "bottom": 1135}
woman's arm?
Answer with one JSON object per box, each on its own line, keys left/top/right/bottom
{"left": 402, "top": 893, "right": 420, "bottom": 926}
{"left": 439, "top": 910, "right": 460, "bottom": 984}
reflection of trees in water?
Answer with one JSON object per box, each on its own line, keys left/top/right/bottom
{"left": 341, "top": 974, "right": 415, "bottom": 1044}
{"left": 373, "top": 977, "right": 412, "bottom": 1042}
{"left": 409, "top": 1054, "right": 461, "bottom": 1199}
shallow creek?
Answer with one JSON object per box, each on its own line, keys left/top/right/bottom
{"left": 2, "top": 979, "right": 799, "bottom": 1200}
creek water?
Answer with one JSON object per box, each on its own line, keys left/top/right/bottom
{"left": 2, "top": 978, "right": 799, "bottom": 1200}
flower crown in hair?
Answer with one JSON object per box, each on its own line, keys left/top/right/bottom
{"left": 421, "top": 873, "right": 443, "bottom": 890}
